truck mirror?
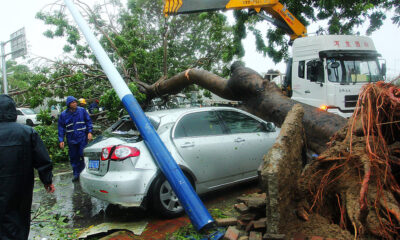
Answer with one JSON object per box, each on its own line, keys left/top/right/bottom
{"left": 330, "top": 62, "right": 340, "bottom": 69}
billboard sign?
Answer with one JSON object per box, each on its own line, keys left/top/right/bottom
{"left": 10, "top": 28, "right": 27, "bottom": 59}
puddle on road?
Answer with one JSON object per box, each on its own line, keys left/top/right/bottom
{"left": 29, "top": 172, "right": 147, "bottom": 240}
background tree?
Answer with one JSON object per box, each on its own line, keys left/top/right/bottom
{"left": 10, "top": 0, "right": 398, "bottom": 113}
{"left": 30, "top": 0, "right": 237, "bottom": 115}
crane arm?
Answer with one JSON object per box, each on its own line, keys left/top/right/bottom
{"left": 164, "top": 0, "right": 307, "bottom": 41}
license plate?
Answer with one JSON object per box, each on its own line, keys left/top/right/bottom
{"left": 88, "top": 159, "right": 100, "bottom": 170}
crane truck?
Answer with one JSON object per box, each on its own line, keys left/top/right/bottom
{"left": 164, "top": 0, "right": 387, "bottom": 118}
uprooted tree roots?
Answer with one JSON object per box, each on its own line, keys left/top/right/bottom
{"left": 298, "top": 81, "right": 400, "bottom": 239}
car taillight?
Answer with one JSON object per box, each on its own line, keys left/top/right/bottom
{"left": 101, "top": 147, "right": 112, "bottom": 161}
{"left": 101, "top": 145, "right": 140, "bottom": 161}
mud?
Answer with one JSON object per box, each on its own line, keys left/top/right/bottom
{"left": 284, "top": 214, "right": 354, "bottom": 239}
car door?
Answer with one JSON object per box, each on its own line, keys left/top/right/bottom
{"left": 172, "top": 110, "right": 238, "bottom": 186}
{"left": 216, "top": 110, "right": 277, "bottom": 177}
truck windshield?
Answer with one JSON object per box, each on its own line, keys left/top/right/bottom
{"left": 327, "top": 58, "right": 382, "bottom": 84}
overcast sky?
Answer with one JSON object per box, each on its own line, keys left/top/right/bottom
{"left": 1, "top": 0, "right": 399, "bottom": 79}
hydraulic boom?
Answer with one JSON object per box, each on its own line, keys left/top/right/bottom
{"left": 164, "top": 0, "right": 307, "bottom": 41}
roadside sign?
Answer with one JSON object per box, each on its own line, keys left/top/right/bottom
{"left": 10, "top": 28, "right": 27, "bottom": 59}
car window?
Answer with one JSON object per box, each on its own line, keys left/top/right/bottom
{"left": 21, "top": 109, "right": 36, "bottom": 115}
{"left": 110, "top": 116, "right": 159, "bottom": 134}
{"left": 16, "top": 110, "right": 23, "bottom": 115}
{"left": 174, "top": 111, "right": 223, "bottom": 138}
{"left": 218, "top": 110, "right": 265, "bottom": 134}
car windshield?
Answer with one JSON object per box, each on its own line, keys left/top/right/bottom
{"left": 327, "top": 58, "right": 383, "bottom": 84}
{"left": 21, "top": 108, "right": 36, "bottom": 115}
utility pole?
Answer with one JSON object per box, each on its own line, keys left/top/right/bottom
{"left": 1, "top": 42, "right": 7, "bottom": 94}
{"left": 1, "top": 28, "right": 27, "bottom": 94}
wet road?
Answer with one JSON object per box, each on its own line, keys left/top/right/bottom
{"left": 29, "top": 171, "right": 110, "bottom": 239}
{"left": 29, "top": 171, "right": 260, "bottom": 239}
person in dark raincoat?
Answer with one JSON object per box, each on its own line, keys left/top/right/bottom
{"left": 58, "top": 96, "right": 93, "bottom": 182}
{"left": 0, "top": 94, "right": 55, "bottom": 240}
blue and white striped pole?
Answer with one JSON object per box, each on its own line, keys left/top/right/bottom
{"left": 63, "top": 0, "right": 214, "bottom": 231}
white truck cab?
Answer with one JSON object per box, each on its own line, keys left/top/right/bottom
{"left": 284, "top": 35, "right": 386, "bottom": 118}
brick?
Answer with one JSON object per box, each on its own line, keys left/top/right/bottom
{"left": 238, "top": 230, "right": 248, "bottom": 238}
{"left": 216, "top": 217, "right": 238, "bottom": 227}
{"left": 224, "top": 226, "right": 240, "bottom": 240}
{"left": 238, "top": 213, "right": 257, "bottom": 221}
{"left": 292, "top": 233, "right": 306, "bottom": 240}
{"left": 263, "top": 233, "right": 286, "bottom": 240}
{"left": 249, "top": 231, "right": 263, "bottom": 240}
{"left": 247, "top": 198, "right": 266, "bottom": 209}
{"left": 237, "top": 195, "right": 266, "bottom": 205}
{"left": 237, "top": 220, "right": 248, "bottom": 230}
{"left": 252, "top": 219, "right": 266, "bottom": 229}
{"left": 309, "top": 236, "right": 324, "bottom": 240}
{"left": 235, "top": 203, "right": 250, "bottom": 213}
{"left": 245, "top": 221, "right": 254, "bottom": 232}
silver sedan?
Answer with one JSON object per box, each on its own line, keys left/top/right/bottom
{"left": 80, "top": 107, "right": 279, "bottom": 218}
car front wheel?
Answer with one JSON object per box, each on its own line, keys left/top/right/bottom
{"left": 26, "top": 119, "right": 34, "bottom": 126}
{"left": 152, "top": 175, "right": 186, "bottom": 218}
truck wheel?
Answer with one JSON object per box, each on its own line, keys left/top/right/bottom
{"left": 152, "top": 174, "right": 193, "bottom": 218}
{"left": 26, "top": 119, "right": 34, "bottom": 126}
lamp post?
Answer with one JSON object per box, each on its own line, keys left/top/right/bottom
{"left": 64, "top": 0, "right": 214, "bottom": 231}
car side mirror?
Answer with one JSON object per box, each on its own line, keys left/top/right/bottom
{"left": 263, "top": 122, "right": 276, "bottom": 132}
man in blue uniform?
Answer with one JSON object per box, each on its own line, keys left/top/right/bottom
{"left": 58, "top": 96, "right": 93, "bottom": 182}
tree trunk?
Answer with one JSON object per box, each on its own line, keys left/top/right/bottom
{"left": 142, "top": 62, "right": 347, "bottom": 153}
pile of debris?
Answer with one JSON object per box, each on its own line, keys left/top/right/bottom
{"left": 214, "top": 192, "right": 278, "bottom": 240}
{"left": 215, "top": 192, "right": 330, "bottom": 240}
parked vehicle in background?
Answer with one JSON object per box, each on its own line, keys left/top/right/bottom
{"left": 283, "top": 35, "right": 385, "bottom": 118}
{"left": 16, "top": 108, "right": 40, "bottom": 126}
{"left": 50, "top": 104, "right": 62, "bottom": 119}
{"left": 80, "top": 107, "right": 279, "bottom": 217}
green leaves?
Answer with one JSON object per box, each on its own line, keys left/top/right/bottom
{"left": 34, "top": 124, "right": 69, "bottom": 163}
{"left": 100, "top": 82, "right": 146, "bottom": 121}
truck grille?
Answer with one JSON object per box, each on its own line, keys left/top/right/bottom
{"left": 344, "top": 95, "right": 358, "bottom": 108}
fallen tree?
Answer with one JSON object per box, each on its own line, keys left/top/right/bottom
{"left": 295, "top": 82, "right": 400, "bottom": 239}
{"left": 141, "top": 63, "right": 400, "bottom": 238}
{"left": 260, "top": 82, "right": 400, "bottom": 239}
{"left": 140, "top": 62, "right": 347, "bottom": 153}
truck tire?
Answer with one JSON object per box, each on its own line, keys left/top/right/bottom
{"left": 152, "top": 173, "right": 194, "bottom": 218}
